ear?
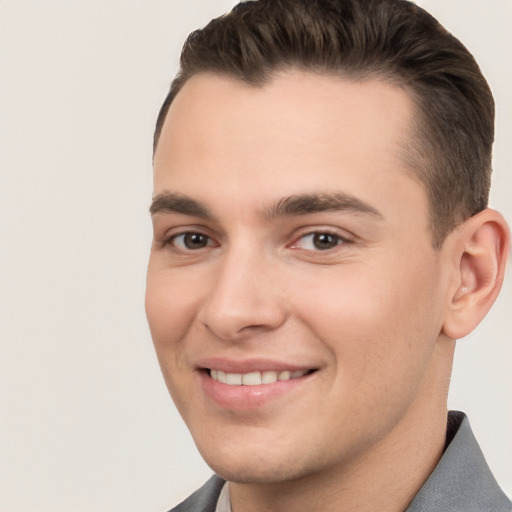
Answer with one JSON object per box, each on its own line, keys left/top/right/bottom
{"left": 442, "top": 208, "right": 510, "bottom": 340}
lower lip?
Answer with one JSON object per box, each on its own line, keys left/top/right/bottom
{"left": 199, "top": 371, "right": 313, "bottom": 410}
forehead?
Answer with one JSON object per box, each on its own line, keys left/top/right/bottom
{"left": 157, "top": 71, "right": 412, "bottom": 157}
{"left": 153, "top": 71, "right": 425, "bottom": 223}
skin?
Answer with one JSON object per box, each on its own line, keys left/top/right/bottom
{"left": 146, "top": 71, "right": 508, "bottom": 511}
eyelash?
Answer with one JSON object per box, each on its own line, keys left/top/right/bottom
{"left": 165, "top": 231, "right": 218, "bottom": 251}
{"left": 289, "top": 230, "right": 351, "bottom": 251}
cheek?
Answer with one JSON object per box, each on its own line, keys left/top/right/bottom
{"left": 145, "top": 258, "right": 201, "bottom": 341}
{"left": 290, "top": 267, "right": 441, "bottom": 449}
{"left": 145, "top": 265, "right": 203, "bottom": 421}
{"left": 145, "top": 261, "right": 204, "bottom": 386}
{"left": 291, "top": 259, "right": 443, "bottom": 392}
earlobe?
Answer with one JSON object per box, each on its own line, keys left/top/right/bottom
{"left": 442, "top": 209, "right": 510, "bottom": 340}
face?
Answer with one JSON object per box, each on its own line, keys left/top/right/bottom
{"left": 146, "top": 71, "right": 453, "bottom": 484}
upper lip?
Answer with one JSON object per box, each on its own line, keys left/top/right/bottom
{"left": 196, "top": 357, "right": 317, "bottom": 374}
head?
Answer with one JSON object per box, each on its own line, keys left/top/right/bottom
{"left": 146, "top": 0, "right": 508, "bottom": 492}
{"left": 154, "top": 0, "right": 495, "bottom": 249}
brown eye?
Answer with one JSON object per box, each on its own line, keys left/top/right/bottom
{"left": 172, "top": 232, "right": 213, "bottom": 250}
{"left": 294, "top": 232, "right": 344, "bottom": 251}
{"left": 312, "top": 233, "right": 340, "bottom": 250}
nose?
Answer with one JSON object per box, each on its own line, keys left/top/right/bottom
{"left": 198, "top": 246, "right": 288, "bottom": 342}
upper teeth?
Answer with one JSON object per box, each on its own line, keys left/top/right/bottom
{"left": 210, "top": 369, "right": 308, "bottom": 386}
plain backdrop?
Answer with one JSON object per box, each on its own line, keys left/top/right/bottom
{"left": 0, "top": 1, "right": 510, "bottom": 511}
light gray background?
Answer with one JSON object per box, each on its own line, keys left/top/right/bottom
{"left": 0, "top": 1, "right": 510, "bottom": 511}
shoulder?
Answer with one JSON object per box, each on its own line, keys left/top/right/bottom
{"left": 169, "top": 475, "right": 226, "bottom": 512}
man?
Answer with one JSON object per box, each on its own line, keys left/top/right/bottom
{"left": 145, "top": 0, "right": 511, "bottom": 510}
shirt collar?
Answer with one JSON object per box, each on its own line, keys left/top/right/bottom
{"left": 406, "top": 411, "right": 511, "bottom": 511}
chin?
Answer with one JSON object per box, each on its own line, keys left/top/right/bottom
{"left": 208, "top": 460, "right": 308, "bottom": 485}
{"left": 198, "top": 441, "right": 328, "bottom": 485}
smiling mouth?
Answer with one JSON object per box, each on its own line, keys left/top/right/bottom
{"left": 208, "top": 369, "right": 315, "bottom": 386}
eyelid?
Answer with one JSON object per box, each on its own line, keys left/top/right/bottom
{"left": 170, "top": 232, "right": 217, "bottom": 250}
{"left": 158, "top": 225, "right": 220, "bottom": 251}
{"left": 288, "top": 228, "right": 354, "bottom": 251}
{"left": 291, "top": 227, "right": 352, "bottom": 242}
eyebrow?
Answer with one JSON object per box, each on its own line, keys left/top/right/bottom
{"left": 264, "top": 192, "right": 383, "bottom": 220}
{"left": 149, "top": 190, "right": 383, "bottom": 220}
{"left": 150, "top": 192, "right": 213, "bottom": 218}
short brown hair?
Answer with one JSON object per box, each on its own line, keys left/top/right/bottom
{"left": 154, "top": 0, "right": 495, "bottom": 247}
